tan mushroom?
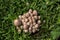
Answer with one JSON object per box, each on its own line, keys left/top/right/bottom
{"left": 37, "top": 20, "right": 41, "bottom": 24}
{"left": 28, "top": 9, "right": 32, "bottom": 13}
{"left": 23, "top": 29, "right": 28, "bottom": 33}
{"left": 29, "top": 27, "right": 32, "bottom": 33}
{"left": 34, "top": 24, "right": 39, "bottom": 28}
{"left": 38, "top": 16, "right": 40, "bottom": 19}
{"left": 34, "top": 16, "right": 37, "bottom": 20}
{"left": 32, "top": 29, "right": 36, "bottom": 33}
{"left": 33, "top": 10, "right": 37, "bottom": 16}
{"left": 14, "top": 19, "right": 21, "bottom": 26}
{"left": 23, "top": 25, "right": 28, "bottom": 30}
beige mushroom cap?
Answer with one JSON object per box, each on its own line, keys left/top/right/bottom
{"left": 33, "top": 10, "right": 37, "bottom": 16}
{"left": 29, "top": 27, "right": 32, "bottom": 33}
{"left": 28, "top": 9, "right": 32, "bottom": 13}
{"left": 14, "top": 19, "right": 20, "bottom": 26}
{"left": 25, "top": 13, "right": 30, "bottom": 18}
{"left": 23, "top": 29, "right": 28, "bottom": 33}
{"left": 34, "top": 24, "right": 39, "bottom": 28}
{"left": 38, "top": 16, "right": 40, "bottom": 19}
{"left": 34, "top": 16, "right": 37, "bottom": 20}
{"left": 23, "top": 25, "right": 28, "bottom": 30}
{"left": 37, "top": 20, "right": 41, "bottom": 24}
{"left": 32, "top": 29, "right": 36, "bottom": 33}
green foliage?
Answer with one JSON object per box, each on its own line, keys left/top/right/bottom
{"left": 0, "top": 0, "right": 60, "bottom": 40}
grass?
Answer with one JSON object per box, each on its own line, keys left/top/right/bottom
{"left": 0, "top": 0, "right": 60, "bottom": 40}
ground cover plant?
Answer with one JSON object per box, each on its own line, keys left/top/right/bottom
{"left": 0, "top": 0, "right": 60, "bottom": 40}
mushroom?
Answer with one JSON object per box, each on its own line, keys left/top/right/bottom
{"left": 37, "top": 20, "right": 41, "bottom": 24}
{"left": 18, "top": 29, "right": 21, "bottom": 33}
{"left": 33, "top": 10, "right": 37, "bottom": 16}
{"left": 22, "top": 22, "right": 26, "bottom": 25}
{"left": 38, "top": 16, "right": 40, "bottom": 19}
{"left": 25, "top": 18, "right": 28, "bottom": 22}
{"left": 20, "top": 26, "right": 23, "bottom": 29}
{"left": 25, "top": 13, "right": 30, "bottom": 18}
{"left": 34, "top": 24, "right": 39, "bottom": 28}
{"left": 21, "top": 16, "right": 25, "bottom": 19}
{"left": 27, "top": 22, "right": 30, "bottom": 26}
{"left": 32, "top": 29, "right": 36, "bottom": 33}
{"left": 33, "top": 22, "right": 36, "bottom": 26}
{"left": 29, "top": 27, "right": 32, "bottom": 33}
{"left": 16, "top": 26, "right": 20, "bottom": 30}
{"left": 23, "top": 29, "right": 28, "bottom": 33}
{"left": 14, "top": 19, "right": 21, "bottom": 26}
{"left": 21, "top": 19, "right": 25, "bottom": 23}
{"left": 23, "top": 25, "right": 28, "bottom": 30}
{"left": 19, "top": 15, "right": 22, "bottom": 19}
{"left": 34, "top": 16, "right": 37, "bottom": 20}
{"left": 32, "top": 19, "right": 35, "bottom": 23}
{"left": 28, "top": 9, "right": 32, "bottom": 13}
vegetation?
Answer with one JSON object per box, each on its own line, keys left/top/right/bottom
{"left": 0, "top": 0, "right": 60, "bottom": 40}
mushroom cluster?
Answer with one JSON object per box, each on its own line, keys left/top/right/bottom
{"left": 14, "top": 9, "right": 41, "bottom": 33}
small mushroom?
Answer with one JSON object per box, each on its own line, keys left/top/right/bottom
{"left": 21, "top": 19, "right": 25, "bottom": 23}
{"left": 32, "top": 19, "right": 35, "bottom": 23}
{"left": 36, "top": 29, "right": 39, "bottom": 31}
{"left": 37, "top": 20, "right": 41, "bottom": 24}
{"left": 34, "top": 16, "right": 37, "bottom": 20}
{"left": 25, "top": 18, "right": 28, "bottom": 22}
{"left": 19, "top": 15, "right": 22, "bottom": 19}
{"left": 33, "top": 22, "right": 36, "bottom": 26}
{"left": 23, "top": 25, "right": 28, "bottom": 30}
{"left": 20, "top": 26, "right": 23, "bottom": 29}
{"left": 28, "top": 17, "right": 31, "bottom": 20}
{"left": 33, "top": 10, "right": 37, "bottom": 16}
{"left": 25, "top": 13, "right": 30, "bottom": 18}
{"left": 22, "top": 22, "right": 26, "bottom": 25}
{"left": 14, "top": 19, "right": 20, "bottom": 26}
{"left": 38, "top": 16, "right": 40, "bottom": 19}
{"left": 34, "top": 24, "right": 39, "bottom": 28}
{"left": 32, "top": 29, "right": 36, "bottom": 33}
{"left": 27, "top": 22, "right": 30, "bottom": 26}
{"left": 28, "top": 9, "right": 32, "bottom": 13}
{"left": 16, "top": 26, "right": 20, "bottom": 30}
{"left": 18, "top": 29, "right": 21, "bottom": 33}
{"left": 22, "top": 16, "right": 25, "bottom": 19}
{"left": 23, "top": 29, "right": 28, "bottom": 33}
{"left": 29, "top": 27, "right": 32, "bottom": 33}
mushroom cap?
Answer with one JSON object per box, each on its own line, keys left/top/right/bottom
{"left": 33, "top": 10, "right": 37, "bottom": 16}
{"left": 19, "top": 15, "right": 22, "bottom": 19}
{"left": 20, "top": 26, "right": 23, "bottom": 29}
{"left": 32, "top": 29, "right": 36, "bottom": 33}
{"left": 32, "top": 19, "right": 35, "bottom": 23}
{"left": 14, "top": 19, "right": 20, "bottom": 26}
{"left": 34, "top": 24, "right": 39, "bottom": 28}
{"left": 28, "top": 9, "right": 32, "bottom": 13}
{"left": 25, "top": 13, "right": 30, "bottom": 18}
{"left": 38, "top": 16, "right": 40, "bottom": 19}
{"left": 21, "top": 19, "right": 25, "bottom": 23}
{"left": 22, "top": 22, "right": 26, "bottom": 25}
{"left": 16, "top": 26, "right": 20, "bottom": 29}
{"left": 23, "top": 25, "right": 28, "bottom": 30}
{"left": 29, "top": 27, "right": 32, "bottom": 33}
{"left": 27, "top": 22, "right": 30, "bottom": 26}
{"left": 25, "top": 18, "right": 28, "bottom": 22}
{"left": 37, "top": 20, "right": 41, "bottom": 24}
{"left": 34, "top": 16, "right": 37, "bottom": 20}
{"left": 21, "top": 16, "right": 25, "bottom": 19}
{"left": 33, "top": 22, "right": 36, "bottom": 26}
{"left": 23, "top": 29, "right": 28, "bottom": 33}
{"left": 18, "top": 29, "right": 21, "bottom": 33}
